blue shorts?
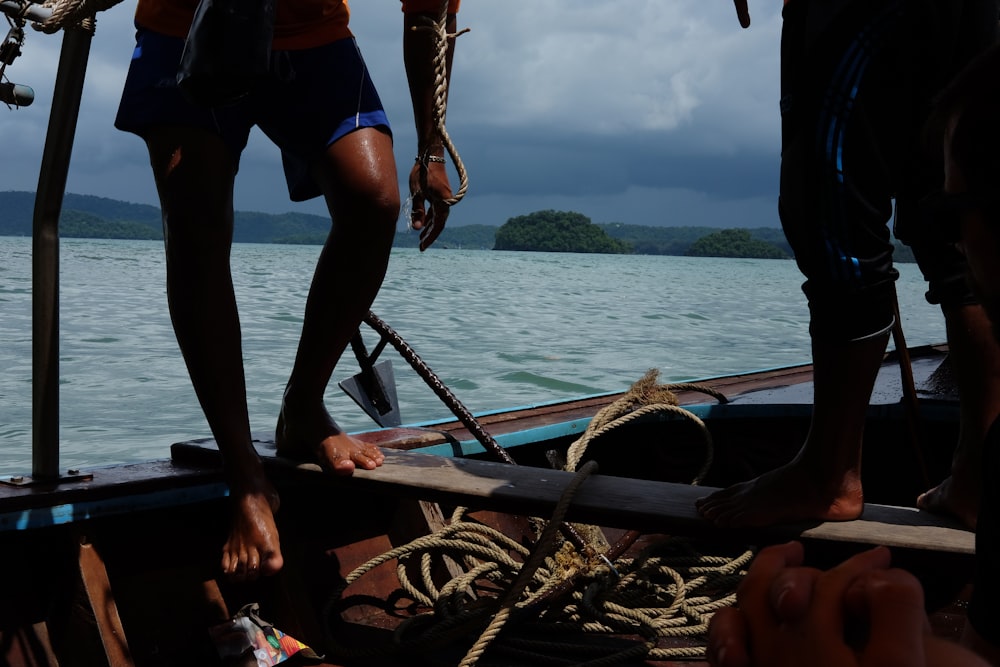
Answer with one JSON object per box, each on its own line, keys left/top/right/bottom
{"left": 115, "top": 28, "right": 392, "bottom": 202}
{"left": 778, "top": 0, "right": 997, "bottom": 341}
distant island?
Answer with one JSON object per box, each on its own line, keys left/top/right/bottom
{"left": 495, "top": 210, "right": 633, "bottom": 254}
{"left": 0, "top": 191, "right": 917, "bottom": 261}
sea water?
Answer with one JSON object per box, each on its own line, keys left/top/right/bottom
{"left": 0, "top": 236, "right": 946, "bottom": 476}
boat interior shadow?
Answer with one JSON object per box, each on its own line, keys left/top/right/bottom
{"left": 0, "top": 345, "right": 974, "bottom": 666}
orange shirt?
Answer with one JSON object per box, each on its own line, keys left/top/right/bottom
{"left": 135, "top": 0, "right": 461, "bottom": 51}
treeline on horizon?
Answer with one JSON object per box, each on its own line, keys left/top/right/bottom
{"left": 0, "top": 191, "right": 917, "bottom": 262}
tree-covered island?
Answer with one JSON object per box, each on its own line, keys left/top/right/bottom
{"left": 494, "top": 210, "right": 631, "bottom": 254}
{"left": 685, "top": 228, "right": 790, "bottom": 259}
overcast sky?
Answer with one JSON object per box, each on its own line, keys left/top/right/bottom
{"left": 3, "top": 1, "right": 784, "bottom": 229}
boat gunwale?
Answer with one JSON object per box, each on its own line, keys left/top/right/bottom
{"left": 0, "top": 343, "right": 956, "bottom": 534}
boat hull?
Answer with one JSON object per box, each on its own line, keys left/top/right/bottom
{"left": 0, "top": 344, "right": 973, "bottom": 666}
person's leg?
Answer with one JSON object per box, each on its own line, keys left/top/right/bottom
{"left": 696, "top": 332, "right": 885, "bottom": 526}
{"left": 934, "top": 31, "right": 1000, "bottom": 665}
{"left": 902, "top": 0, "right": 1000, "bottom": 530}
{"left": 274, "top": 126, "right": 397, "bottom": 473}
{"left": 918, "top": 303, "right": 1000, "bottom": 529}
{"left": 964, "top": 416, "right": 1000, "bottom": 665}
{"left": 145, "top": 125, "right": 282, "bottom": 580}
{"left": 697, "top": 0, "right": 906, "bottom": 527}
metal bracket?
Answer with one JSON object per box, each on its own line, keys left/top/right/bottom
{"left": 0, "top": 469, "right": 94, "bottom": 487}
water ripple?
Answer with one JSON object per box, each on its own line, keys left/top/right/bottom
{"left": 0, "top": 238, "right": 947, "bottom": 474}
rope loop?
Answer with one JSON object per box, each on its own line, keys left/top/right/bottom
{"left": 410, "top": 0, "right": 470, "bottom": 205}
{"left": 565, "top": 368, "right": 723, "bottom": 483}
{"left": 27, "top": 0, "right": 123, "bottom": 35}
{"left": 320, "top": 366, "right": 752, "bottom": 665}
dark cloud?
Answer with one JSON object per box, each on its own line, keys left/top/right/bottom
{"left": 3, "top": 0, "right": 785, "bottom": 227}
{"left": 446, "top": 125, "right": 778, "bottom": 200}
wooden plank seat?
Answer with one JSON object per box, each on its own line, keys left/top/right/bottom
{"left": 318, "top": 448, "right": 976, "bottom": 556}
{"left": 171, "top": 440, "right": 973, "bottom": 556}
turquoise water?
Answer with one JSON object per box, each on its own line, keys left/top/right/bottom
{"left": 0, "top": 236, "right": 946, "bottom": 476}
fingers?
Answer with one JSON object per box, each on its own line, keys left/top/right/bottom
{"left": 846, "top": 569, "right": 928, "bottom": 667}
{"left": 715, "top": 544, "right": 928, "bottom": 667}
{"left": 408, "top": 161, "right": 453, "bottom": 251}
{"left": 418, "top": 203, "right": 449, "bottom": 251}
{"left": 408, "top": 170, "right": 427, "bottom": 232}
{"left": 769, "top": 566, "right": 821, "bottom": 620}
{"left": 707, "top": 607, "right": 751, "bottom": 667}
{"left": 407, "top": 194, "right": 448, "bottom": 250}
{"left": 735, "top": 541, "right": 818, "bottom": 656}
{"left": 408, "top": 191, "right": 427, "bottom": 230}
{"left": 796, "top": 545, "right": 891, "bottom": 645}
{"left": 741, "top": 544, "right": 891, "bottom": 626}
{"left": 727, "top": 542, "right": 824, "bottom": 666}
{"left": 734, "top": 0, "right": 751, "bottom": 28}
{"left": 737, "top": 541, "right": 807, "bottom": 619}
{"left": 810, "top": 546, "right": 892, "bottom": 611}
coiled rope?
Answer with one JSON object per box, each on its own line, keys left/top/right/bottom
{"left": 325, "top": 342, "right": 754, "bottom": 665}
{"left": 323, "top": 460, "right": 754, "bottom": 666}
{"left": 362, "top": 311, "right": 617, "bottom": 559}
{"left": 30, "top": 0, "right": 122, "bottom": 35}
{"left": 410, "top": 0, "right": 470, "bottom": 205}
{"left": 565, "top": 368, "right": 727, "bottom": 484}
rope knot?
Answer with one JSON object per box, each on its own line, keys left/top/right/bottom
{"left": 30, "top": 0, "right": 123, "bottom": 35}
{"left": 619, "top": 368, "right": 680, "bottom": 413}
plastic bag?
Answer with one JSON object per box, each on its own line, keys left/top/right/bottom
{"left": 176, "top": 0, "right": 276, "bottom": 107}
{"left": 208, "top": 603, "right": 324, "bottom": 667}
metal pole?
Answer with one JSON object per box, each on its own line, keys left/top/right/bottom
{"left": 32, "top": 25, "right": 92, "bottom": 480}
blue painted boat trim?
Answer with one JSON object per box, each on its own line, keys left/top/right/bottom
{"left": 404, "top": 399, "right": 958, "bottom": 459}
{"left": 392, "top": 364, "right": 807, "bottom": 430}
{"left": 0, "top": 482, "right": 230, "bottom": 533}
{"left": 404, "top": 402, "right": 816, "bottom": 458}
{"left": 4, "top": 365, "right": 956, "bottom": 531}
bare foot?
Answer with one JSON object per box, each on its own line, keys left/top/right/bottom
{"left": 695, "top": 461, "right": 864, "bottom": 527}
{"left": 917, "top": 475, "right": 979, "bottom": 530}
{"left": 275, "top": 401, "right": 384, "bottom": 475}
{"left": 221, "top": 483, "right": 283, "bottom": 582}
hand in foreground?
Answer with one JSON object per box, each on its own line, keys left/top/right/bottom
{"left": 706, "top": 541, "right": 946, "bottom": 667}
{"left": 408, "top": 158, "right": 453, "bottom": 251}
{"left": 734, "top": 0, "right": 751, "bottom": 28}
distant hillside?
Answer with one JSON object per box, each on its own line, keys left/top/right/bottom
{"left": 0, "top": 191, "right": 496, "bottom": 249}
{"left": 599, "top": 222, "right": 794, "bottom": 257}
{"left": 392, "top": 224, "right": 498, "bottom": 250}
{"left": 1, "top": 191, "right": 787, "bottom": 254}
{"left": 0, "top": 191, "right": 328, "bottom": 242}
{"left": 0, "top": 191, "right": 916, "bottom": 261}
{"left": 0, "top": 191, "right": 164, "bottom": 237}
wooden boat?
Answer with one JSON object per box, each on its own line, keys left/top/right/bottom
{"left": 0, "top": 6, "right": 975, "bottom": 666}
{"left": 0, "top": 337, "right": 976, "bottom": 667}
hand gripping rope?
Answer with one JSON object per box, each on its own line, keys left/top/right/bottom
{"left": 410, "top": 0, "right": 470, "bottom": 206}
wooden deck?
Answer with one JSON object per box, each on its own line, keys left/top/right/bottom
{"left": 165, "top": 343, "right": 973, "bottom": 621}
{"left": 299, "top": 448, "right": 974, "bottom": 555}
{"left": 166, "top": 342, "right": 968, "bottom": 557}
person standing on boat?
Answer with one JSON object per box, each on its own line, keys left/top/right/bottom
{"left": 114, "top": 0, "right": 461, "bottom": 580}
{"left": 697, "top": 0, "right": 1000, "bottom": 529}
{"left": 706, "top": 40, "right": 1000, "bottom": 667}
{"left": 927, "top": 42, "right": 1000, "bottom": 666}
